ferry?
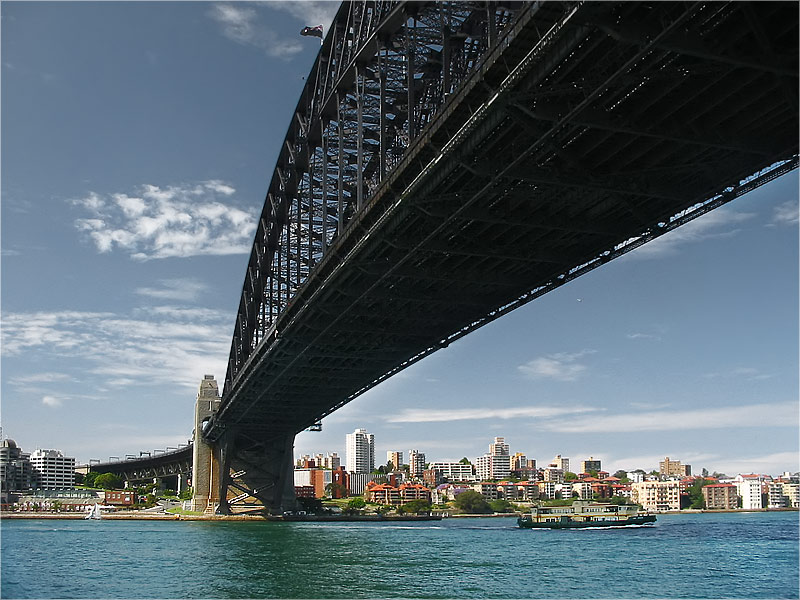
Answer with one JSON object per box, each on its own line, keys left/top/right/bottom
{"left": 517, "top": 500, "right": 656, "bottom": 529}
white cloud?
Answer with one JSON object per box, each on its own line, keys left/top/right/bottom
{"left": 72, "top": 181, "right": 257, "bottom": 260}
{"left": 387, "top": 405, "right": 600, "bottom": 423}
{"left": 771, "top": 200, "right": 799, "bottom": 226}
{"left": 208, "top": 3, "right": 303, "bottom": 58}
{"left": 42, "top": 395, "right": 63, "bottom": 407}
{"left": 540, "top": 401, "right": 798, "bottom": 433}
{"left": 703, "top": 367, "right": 774, "bottom": 381}
{"left": 135, "top": 279, "right": 209, "bottom": 303}
{"left": 518, "top": 350, "right": 596, "bottom": 381}
{"left": 626, "top": 332, "right": 661, "bottom": 341}
{"left": 626, "top": 208, "right": 755, "bottom": 259}
{"left": 9, "top": 372, "right": 72, "bottom": 386}
{"left": 1, "top": 308, "right": 232, "bottom": 393}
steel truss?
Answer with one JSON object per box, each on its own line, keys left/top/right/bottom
{"left": 207, "top": 1, "right": 798, "bottom": 512}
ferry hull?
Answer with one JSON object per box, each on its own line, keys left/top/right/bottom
{"left": 517, "top": 514, "right": 656, "bottom": 529}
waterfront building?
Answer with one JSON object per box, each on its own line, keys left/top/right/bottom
{"left": 347, "top": 472, "right": 378, "bottom": 496}
{"left": 735, "top": 474, "right": 766, "bottom": 509}
{"left": 387, "top": 451, "right": 403, "bottom": 470}
{"left": 293, "top": 468, "right": 331, "bottom": 498}
{"left": 781, "top": 483, "right": 800, "bottom": 508}
{"left": 660, "top": 457, "right": 691, "bottom": 478}
{"left": 400, "top": 482, "right": 431, "bottom": 503}
{"left": 331, "top": 466, "right": 349, "bottom": 498}
{"left": 631, "top": 480, "right": 681, "bottom": 511}
{"left": 767, "top": 483, "right": 787, "bottom": 508}
{"left": 428, "top": 461, "right": 475, "bottom": 482}
{"left": 365, "top": 481, "right": 401, "bottom": 505}
{"left": 408, "top": 450, "right": 426, "bottom": 477}
{"left": 29, "top": 449, "right": 75, "bottom": 489}
{"left": 581, "top": 457, "right": 601, "bottom": 474}
{"left": 345, "top": 428, "right": 375, "bottom": 474}
{"left": 472, "top": 482, "right": 501, "bottom": 501}
{"left": 553, "top": 455, "right": 570, "bottom": 474}
{"left": 104, "top": 490, "right": 135, "bottom": 506}
{"left": 1, "top": 439, "right": 32, "bottom": 493}
{"left": 702, "top": 483, "right": 738, "bottom": 510}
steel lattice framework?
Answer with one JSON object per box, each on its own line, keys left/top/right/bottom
{"left": 204, "top": 0, "right": 798, "bottom": 513}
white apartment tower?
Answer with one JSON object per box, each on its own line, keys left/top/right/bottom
{"left": 346, "top": 428, "right": 375, "bottom": 474}
{"left": 553, "top": 455, "right": 570, "bottom": 474}
{"left": 408, "top": 450, "right": 426, "bottom": 477}
{"left": 29, "top": 449, "right": 76, "bottom": 489}
{"left": 476, "top": 437, "right": 511, "bottom": 480}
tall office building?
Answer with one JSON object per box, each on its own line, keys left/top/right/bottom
{"left": 408, "top": 450, "right": 426, "bottom": 477}
{"left": 346, "top": 428, "right": 375, "bottom": 474}
{"left": 387, "top": 450, "right": 403, "bottom": 470}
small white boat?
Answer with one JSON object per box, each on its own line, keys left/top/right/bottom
{"left": 84, "top": 503, "right": 102, "bottom": 520}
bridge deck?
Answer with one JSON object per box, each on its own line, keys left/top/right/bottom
{"left": 208, "top": 1, "right": 797, "bottom": 451}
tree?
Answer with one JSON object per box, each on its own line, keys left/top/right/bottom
{"left": 325, "top": 482, "right": 348, "bottom": 499}
{"left": 346, "top": 497, "right": 366, "bottom": 511}
{"left": 83, "top": 472, "right": 99, "bottom": 488}
{"left": 458, "top": 457, "right": 472, "bottom": 465}
{"left": 453, "top": 490, "right": 491, "bottom": 513}
{"left": 686, "top": 478, "right": 712, "bottom": 509}
{"left": 564, "top": 471, "right": 578, "bottom": 481}
{"left": 613, "top": 470, "right": 630, "bottom": 483}
{"left": 94, "top": 473, "right": 122, "bottom": 490}
{"left": 178, "top": 486, "right": 194, "bottom": 501}
{"left": 488, "top": 499, "right": 514, "bottom": 513}
{"left": 403, "top": 499, "right": 432, "bottom": 514}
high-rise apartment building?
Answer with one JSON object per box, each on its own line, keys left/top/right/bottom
{"left": 387, "top": 451, "right": 403, "bottom": 470}
{"left": 660, "top": 456, "right": 691, "bottom": 477}
{"left": 29, "top": 449, "right": 75, "bottom": 489}
{"left": 408, "top": 450, "right": 426, "bottom": 477}
{"left": 346, "top": 428, "right": 375, "bottom": 474}
{"left": 553, "top": 455, "right": 570, "bottom": 474}
{"left": 581, "top": 457, "right": 601, "bottom": 474}
{"left": 476, "top": 437, "right": 511, "bottom": 480}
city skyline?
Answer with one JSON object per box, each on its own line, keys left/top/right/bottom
{"left": 2, "top": 3, "right": 798, "bottom": 478}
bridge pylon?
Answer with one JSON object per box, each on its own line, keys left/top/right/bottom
{"left": 191, "top": 375, "right": 222, "bottom": 513}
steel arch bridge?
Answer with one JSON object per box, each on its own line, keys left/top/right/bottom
{"left": 200, "top": 0, "right": 798, "bottom": 514}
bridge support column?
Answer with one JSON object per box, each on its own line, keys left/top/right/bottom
{"left": 190, "top": 375, "right": 221, "bottom": 513}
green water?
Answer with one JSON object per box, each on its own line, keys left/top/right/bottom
{"left": 2, "top": 512, "right": 798, "bottom": 598}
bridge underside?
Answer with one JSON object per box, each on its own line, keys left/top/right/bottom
{"left": 205, "top": 1, "right": 798, "bottom": 512}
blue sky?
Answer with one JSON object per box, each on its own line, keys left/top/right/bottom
{"left": 2, "top": 2, "right": 797, "bottom": 478}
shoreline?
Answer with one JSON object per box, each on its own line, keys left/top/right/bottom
{"left": 2, "top": 507, "right": 796, "bottom": 521}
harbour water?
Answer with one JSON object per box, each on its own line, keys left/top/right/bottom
{"left": 2, "top": 511, "right": 798, "bottom": 598}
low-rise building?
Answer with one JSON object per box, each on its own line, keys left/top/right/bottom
{"left": 631, "top": 480, "right": 681, "bottom": 511}
{"left": 104, "top": 490, "right": 136, "bottom": 506}
{"left": 702, "top": 484, "right": 738, "bottom": 510}
{"left": 427, "top": 461, "right": 476, "bottom": 482}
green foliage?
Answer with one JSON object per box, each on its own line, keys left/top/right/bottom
{"left": 453, "top": 490, "right": 491, "bottom": 513}
{"left": 542, "top": 498, "right": 574, "bottom": 506}
{"left": 178, "top": 486, "right": 194, "bottom": 501}
{"left": 458, "top": 457, "right": 472, "bottom": 465}
{"left": 297, "top": 496, "right": 323, "bottom": 514}
{"left": 347, "top": 497, "right": 366, "bottom": 510}
{"left": 686, "top": 478, "right": 713, "bottom": 509}
{"left": 564, "top": 471, "right": 578, "bottom": 481}
{"left": 83, "top": 472, "right": 99, "bottom": 488}
{"left": 94, "top": 473, "right": 122, "bottom": 490}
{"left": 403, "top": 499, "right": 432, "bottom": 514}
{"left": 488, "top": 499, "right": 514, "bottom": 513}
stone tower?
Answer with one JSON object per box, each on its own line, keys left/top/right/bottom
{"left": 191, "top": 375, "right": 221, "bottom": 512}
